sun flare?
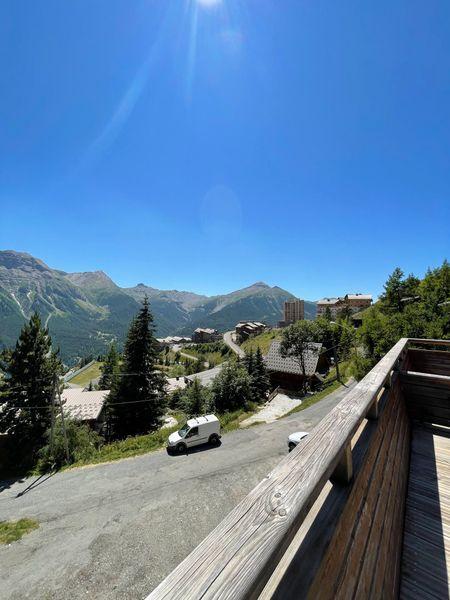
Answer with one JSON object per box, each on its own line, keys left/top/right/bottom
{"left": 196, "top": 0, "right": 222, "bottom": 7}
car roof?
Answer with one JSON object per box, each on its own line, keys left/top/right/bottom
{"left": 187, "top": 414, "right": 219, "bottom": 427}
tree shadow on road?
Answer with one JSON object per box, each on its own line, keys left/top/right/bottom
{"left": 0, "top": 470, "right": 57, "bottom": 498}
{"left": 0, "top": 475, "right": 26, "bottom": 495}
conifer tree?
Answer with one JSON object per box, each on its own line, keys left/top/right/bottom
{"left": 0, "top": 313, "right": 62, "bottom": 466}
{"left": 181, "top": 378, "right": 212, "bottom": 417}
{"left": 98, "top": 343, "right": 120, "bottom": 390}
{"left": 243, "top": 349, "right": 254, "bottom": 375}
{"left": 251, "top": 347, "right": 270, "bottom": 401}
{"left": 107, "top": 298, "right": 166, "bottom": 438}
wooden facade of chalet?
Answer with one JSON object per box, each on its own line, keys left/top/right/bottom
{"left": 148, "top": 338, "right": 450, "bottom": 599}
{"left": 264, "top": 341, "right": 328, "bottom": 391}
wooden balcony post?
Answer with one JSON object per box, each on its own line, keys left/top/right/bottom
{"left": 331, "top": 444, "right": 353, "bottom": 484}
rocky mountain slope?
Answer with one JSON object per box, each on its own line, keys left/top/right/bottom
{"left": 0, "top": 250, "right": 316, "bottom": 363}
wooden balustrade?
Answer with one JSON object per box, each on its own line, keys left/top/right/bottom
{"left": 147, "top": 338, "right": 450, "bottom": 600}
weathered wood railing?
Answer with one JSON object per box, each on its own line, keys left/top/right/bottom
{"left": 147, "top": 338, "right": 450, "bottom": 600}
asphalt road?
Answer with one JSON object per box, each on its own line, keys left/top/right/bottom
{"left": 0, "top": 382, "right": 354, "bottom": 600}
{"left": 223, "top": 330, "right": 245, "bottom": 357}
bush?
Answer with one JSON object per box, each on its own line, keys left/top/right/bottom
{"left": 348, "top": 354, "right": 374, "bottom": 381}
{"left": 180, "top": 378, "right": 213, "bottom": 417}
{"left": 211, "top": 363, "right": 254, "bottom": 412}
{"left": 38, "top": 419, "right": 103, "bottom": 470}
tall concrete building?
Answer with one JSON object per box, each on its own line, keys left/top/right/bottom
{"left": 283, "top": 299, "right": 305, "bottom": 325}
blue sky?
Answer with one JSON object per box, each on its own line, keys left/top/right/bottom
{"left": 0, "top": 0, "right": 449, "bottom": 300}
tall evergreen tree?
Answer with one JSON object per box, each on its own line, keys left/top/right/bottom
{"left": 181, "top": 378, "right": 212, "bottom": 417}
{"left": 98, "top": 343, "right": 120, "bottom": 390}
{"left": 0, "top": 313, "right": 62, "bottom": 467}
{"left": 251, "top": 347, "right": 270, "bottom": 401}
{"left": 107, "top": 298, "right": 166, "bottom": 438}
{"left": 243, "top": 349, "right": 254, "bottom": 375}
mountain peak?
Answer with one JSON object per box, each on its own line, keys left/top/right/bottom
{"left": 0, "top": 250, "right": 51, "bottom": 272}
{"left": 65, "top": 270, "right": 117, "bottom": 289}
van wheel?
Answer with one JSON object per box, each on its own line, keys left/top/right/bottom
{"left": 288, "top": 442, "right": 296, "bottom": 452}
{"left": 176, "top": 442, "right": 187, "bottom": 454}
{"left": 209, "top": 434, "right": 220, "bottom": 446}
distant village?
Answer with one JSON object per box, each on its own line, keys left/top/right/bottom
{"left": 62, "top": 292, "right": 372, "bottom": 432}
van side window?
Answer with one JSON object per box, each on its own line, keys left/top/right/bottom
{"left": 186, "top": 427, "right": 198, "bottom": 438}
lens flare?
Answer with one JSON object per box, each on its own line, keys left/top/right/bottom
{"left": 196, "top": 0, "right": 222, "bottom": 7}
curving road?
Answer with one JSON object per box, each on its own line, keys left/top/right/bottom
{"left": 0, "top": 381, "right": 355, "bottom": 600}
{"left": 223, "top": 330, "right": 245, "bottom": 358}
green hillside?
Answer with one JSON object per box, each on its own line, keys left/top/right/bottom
{"left": 0, "top": 251, "right": 316, "bottom": 364}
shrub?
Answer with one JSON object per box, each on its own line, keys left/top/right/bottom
{"left": 38, "top": 419, "right": 103, "bottom": 470}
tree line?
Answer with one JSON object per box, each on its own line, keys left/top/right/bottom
{"left": 0, "top": 297, "right": 272, "bottom": 473}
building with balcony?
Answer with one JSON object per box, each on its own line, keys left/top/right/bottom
{"left": 192, "top": 328, "right": 221, "bottom": 343}
{"left": 235, "top": 321, "right": 268, "bottom": 343}
{"left": 283, "top": 298, "right": 305, "bottom": 325}
{"left": 316, "top": 293, "right": 372, "bottom": 319}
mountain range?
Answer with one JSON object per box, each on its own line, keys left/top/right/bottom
{"left": 0, "top": 250, "right": 316, "bottom": 364}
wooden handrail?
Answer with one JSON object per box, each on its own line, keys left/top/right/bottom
{"left": 147, "top": 338, "right": 410, "bottom": 600}
{"left": 407, "top": 338, "right": 450, "bottom": 348}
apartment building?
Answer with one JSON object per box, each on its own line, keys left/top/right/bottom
{"left": 316, "top": 293, "right": 372, "bottom": 319}
{"left": 283, "top": 299, "right": 305, "bottom": 325}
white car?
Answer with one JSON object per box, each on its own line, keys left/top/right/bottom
{"left": 288, "top": 431, "right": 309, "bottom": 452}
{"left": 167, "top": 414, "right": 221, "bottom": 453}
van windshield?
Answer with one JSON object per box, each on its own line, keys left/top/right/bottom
{"left": 178, "top": 423, "right": 189, "bottom": 438}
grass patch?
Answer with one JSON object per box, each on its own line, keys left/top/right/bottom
{"left": 219, "top": 405, "right": 259, "bottom": 432}
{"left": 325, "top": 360, "right": 352, "bottom": 383}
{"left": 283, "top": 380, "right": 343, "bottom": 417}
{"left": 68, "top": 412, "right": 186, "bottom": 469}
{"left": 181, "top": 343, "right": 231, "bottom": 367}
{"left": 69, "top": 426, "right": 179, "bottom": 468}
{"left": 0, "top": 519, "right": 39, "bottom": 544}
{"left": 241, "top": 330, "right": 282, "bottom": 355}
{"left": 68, "top": 361, "right": 103, "bottom": 387}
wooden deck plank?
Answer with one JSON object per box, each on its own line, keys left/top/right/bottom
{"left": 400, "top": 426, "right": 450, "bottom": 599}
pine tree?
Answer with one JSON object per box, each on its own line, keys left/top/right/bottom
{"left": 98, "top": 343, "right": 120, "bottom": 390}
{"left": 181, "top": 378, "right": 212, "bottom": 417}
{"left": 251, "top": 347, "right": 270, "bottom": 401}
{"left": 107, "top": 298, "right": 167, "bottom": 438}
{"left": 243, "top": 349, "right": 254, "bottom": 375}
{"left": 0, "top": 313, "right": 62, "bottom": 467}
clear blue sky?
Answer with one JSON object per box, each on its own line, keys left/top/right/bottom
{"left": 1, "top": 0, "right": 449, "bottom": 300}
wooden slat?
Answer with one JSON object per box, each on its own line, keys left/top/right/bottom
{"left": 147, "top": 339, "right": 409, "bottom": 600}
{"left": 334, "top": 384, "right": 407, "bottom": 598}
{"left": 306, "top": 379, "right": 402, "bottom": 598}
{"left": 400, "top": 427, "right": 450, "bottom": 598}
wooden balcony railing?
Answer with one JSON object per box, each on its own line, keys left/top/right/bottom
{"left": 147, "top": 338, "right": 450, "bottom": 600}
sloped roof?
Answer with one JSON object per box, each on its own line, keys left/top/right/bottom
{"left": 61, "top": 388, "right": 109, "bottom": 421}
{"left": 264, "top": 341, "right": 322, "bottom": 376}
{"left": 346, "top": 294, "right": 372, "bottom": 301}
{"left": 317, "top": 297, "right": 340, "bottom": 306}
{"left": 185, "top": 364, "right": 224, "bottom": 387}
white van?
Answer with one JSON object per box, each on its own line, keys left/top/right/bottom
{"left": 167, "top": 414, "right": 221, "bottom": 453}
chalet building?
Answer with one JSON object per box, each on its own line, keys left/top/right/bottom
{"left": 316, "top": 293, "right": 372, "bottom": 319}
{"left": 156, "top": 335, "right": 191, "bottom": 349}
{"left": 235, "top": 321, "right": 268, "bottom": 343}
{"left": 264, "top": 340, "right": 327, "bottom": 390}
{"left": 61, "top": 388, "right": 109, "bottom": 432}
{"left": 192, "top": 328, "right": 221, "bottom": 343}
